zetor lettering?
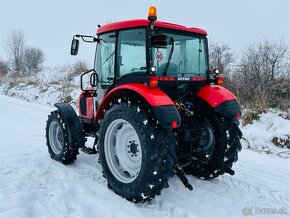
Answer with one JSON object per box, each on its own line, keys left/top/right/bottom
{"left": 46, "top": 6, "right": 242, "bottom": 203}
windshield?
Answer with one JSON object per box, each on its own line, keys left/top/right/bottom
{"left": 152, "top": 31, "right": 208, "bottom": 77}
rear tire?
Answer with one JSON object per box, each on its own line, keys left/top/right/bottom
{"left": 184, "top": 113, "right": 241, "bottom": 179}
{"left": 98, "top": 103, "right": 175, "bottom": 202}
{"left": 46, "top": 110, "right": 79, "bottom": 164}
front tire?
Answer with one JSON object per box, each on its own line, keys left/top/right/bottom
{"left": 98, "top": 103, "right": 175, "bottom": 202}
{"left": 46, "top": 110, "right": 79, "bottom": 164}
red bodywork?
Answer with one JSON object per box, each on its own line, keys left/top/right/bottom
{"left": 81, "top": 84, "right": 237, "bottom": 122}
{"left": 94, "top": 83, "right": 175, "bottom": 122}
{"left": 97, "top": 19, "right": 207, "bottom": 35}
{"left": 197, "top": 85, "right": 237, "bottom": 108}
{"left": 78, "top": 89, "right": 95, "bottom": 120}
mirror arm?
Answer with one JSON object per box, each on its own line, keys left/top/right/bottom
{"left": 74, "top": 34, "right": 99, "bottom": 43}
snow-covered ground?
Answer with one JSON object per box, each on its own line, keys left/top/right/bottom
{"left": 241, "top": 110, "right": 290, "bottom": 157}
{"left": 0, "top": 94, "right": 289, "bottom": 217}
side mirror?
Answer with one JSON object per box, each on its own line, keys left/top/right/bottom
{"left": 71, "top": 39, "right": 79, "bottom": 55}
{"left": 151, "top": 34, "right": 168, "bottom": 48}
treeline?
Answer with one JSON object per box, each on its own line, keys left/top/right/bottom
{"left": 209, "top": 39, "right": 289, "bottom": 111}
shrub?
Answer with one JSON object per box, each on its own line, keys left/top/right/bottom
{"left": 272, "top": 135, "right": 290, "bottom": 149}
{"left": 242, "top": 110, "right": 263, "bottom": 126}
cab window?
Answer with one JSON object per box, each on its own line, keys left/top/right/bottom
{"left": 117, "top": 28, "right": 146, "bottom": 78}
{"left": 96, "top": 32, "right": 116, "bottom": 87}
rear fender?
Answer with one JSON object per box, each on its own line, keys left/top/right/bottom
{"left": 94, "top": 83, "right": 181, "bottom": 128}
{"left": 197, "top": 85, "right": 241, "bottom": 118}
{"left": 54, "top": 103, "right": 85, "bottom": 149}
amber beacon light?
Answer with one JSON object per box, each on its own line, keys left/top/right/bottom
{"left": 148, "top": 6, "right": 157, "bottom": 22}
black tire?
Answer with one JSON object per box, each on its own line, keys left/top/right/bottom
{"left": 98, "top": 103, "right": 175, "bottom": 202}
{"left": 46, "top": 110, "right": 79, "bottom": 165}
{"left": 184, "top": 113, "right": 241, "bottom": 179}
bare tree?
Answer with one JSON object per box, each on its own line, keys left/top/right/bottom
{"left": 0, "top": 58, "right": 10, "bottom": 77}
{"left": 208, "top": 41, "right": 235, "bottom": 89}
{"left": 209, "top": 41, "right": 234, "bottom": 73}
{"left": 5, "top": 30, "right": 25, "bottom": 73}
{"left": 72, "top": 60, "right": 89, "bottom": 75}
{"left": 237, "top": 39, "right": 290, "bottom": 109}
{"left": 24, "top": 47, "right": 45, "bottom": 73}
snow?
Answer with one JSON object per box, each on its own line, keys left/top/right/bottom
{"left": 241, "top": 110, "right": 290, "bottom": 156}
{"left": 0, "top": 94, "right": 290, "bottom": 217}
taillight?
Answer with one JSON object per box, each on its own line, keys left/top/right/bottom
{"left": 235, "top": 112, "right": 241, "bottom": 119}
{"left": 217, "top": 76, "right": 224, "bottom": 86}
{"left": 171, "top": 120, "right": 178, "bottom": 129}
{"left": 149, "top": 76, "right": 158, "bottom": 87}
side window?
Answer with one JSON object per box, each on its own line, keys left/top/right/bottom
{"left": 96, "top": 33, "right": 116, "bottom": 87}
{"left": 117, "top": 29, "right": 146, "bottom": 78}
{"left": 185, "top": 38, "right": 207, "bottom": 75}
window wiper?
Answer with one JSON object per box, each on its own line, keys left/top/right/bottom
{"left": 163, "top": 37, "right": 174, "bottom": 76}
{"left": 198, "top": 38, "right": 201, "bottom": 74}
{"left": 103, "top": 50, "right": 115, "bottom": 65}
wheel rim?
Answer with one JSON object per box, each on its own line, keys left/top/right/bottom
{"left": 48, "top": 120, "right": 64, "bottom": 155}
{"left": 199, "top": 125, "right": 214, "bottom": 155}
{"left": 104, "top": 119, "right": 142, "bottom": 183}
{"left": 196, "top": 123, "right": 214, "bottom": 156}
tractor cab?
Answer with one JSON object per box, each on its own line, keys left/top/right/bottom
{"left": 71, "top": 6, "right": 210, "bottom": 101}
{"left": 95, "top": 19, "right": 209, "bottom": 100}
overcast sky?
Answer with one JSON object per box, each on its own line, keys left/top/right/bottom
{"left": 0, "top": 0, "right": 289, "bottom": 67}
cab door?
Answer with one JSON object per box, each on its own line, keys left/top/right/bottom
{"left": 96, "top": 32, "right": 116, "bottom": 91}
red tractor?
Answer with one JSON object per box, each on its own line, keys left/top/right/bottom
{"left": 46, "top": 7, "right": 242, "bottom": 202}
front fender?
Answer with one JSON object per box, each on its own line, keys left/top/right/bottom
{"left": 94, "top": 83, "right": 181, "bottom": 128}
{"left": 54, "top": 103, "right": 85, "bottom": 149}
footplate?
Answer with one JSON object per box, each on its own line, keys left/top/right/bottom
{"left": 81, "top": 146, "right": 98, "bottom": 154}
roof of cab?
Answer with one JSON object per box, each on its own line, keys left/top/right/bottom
{"left": 97, "top": 19, "right": 207, "bottom": 35}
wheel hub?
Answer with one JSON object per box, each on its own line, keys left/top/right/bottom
{"left": 128, "top": 141, "right": 138, "bottom": 155}
{"left": 48, "top": 120, "right": 64, "bottom": 155}
{"left": 191, "top": 122, "right": 215, "bottom": 157}
{"left": 57, "top": 131, "right": 63, "bottom": 143}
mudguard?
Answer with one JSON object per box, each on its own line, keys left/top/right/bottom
{"left": 197, "top": 85, "right": 241, "bottom": 118}
{"left": 215, "top": 100, "right": 241, "bottom": 119}
{"left": 94, "top": 83, "right": 181, "bottom": 128}
{"left": 54, "top": 103, "right": 85, "bottom": 149}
